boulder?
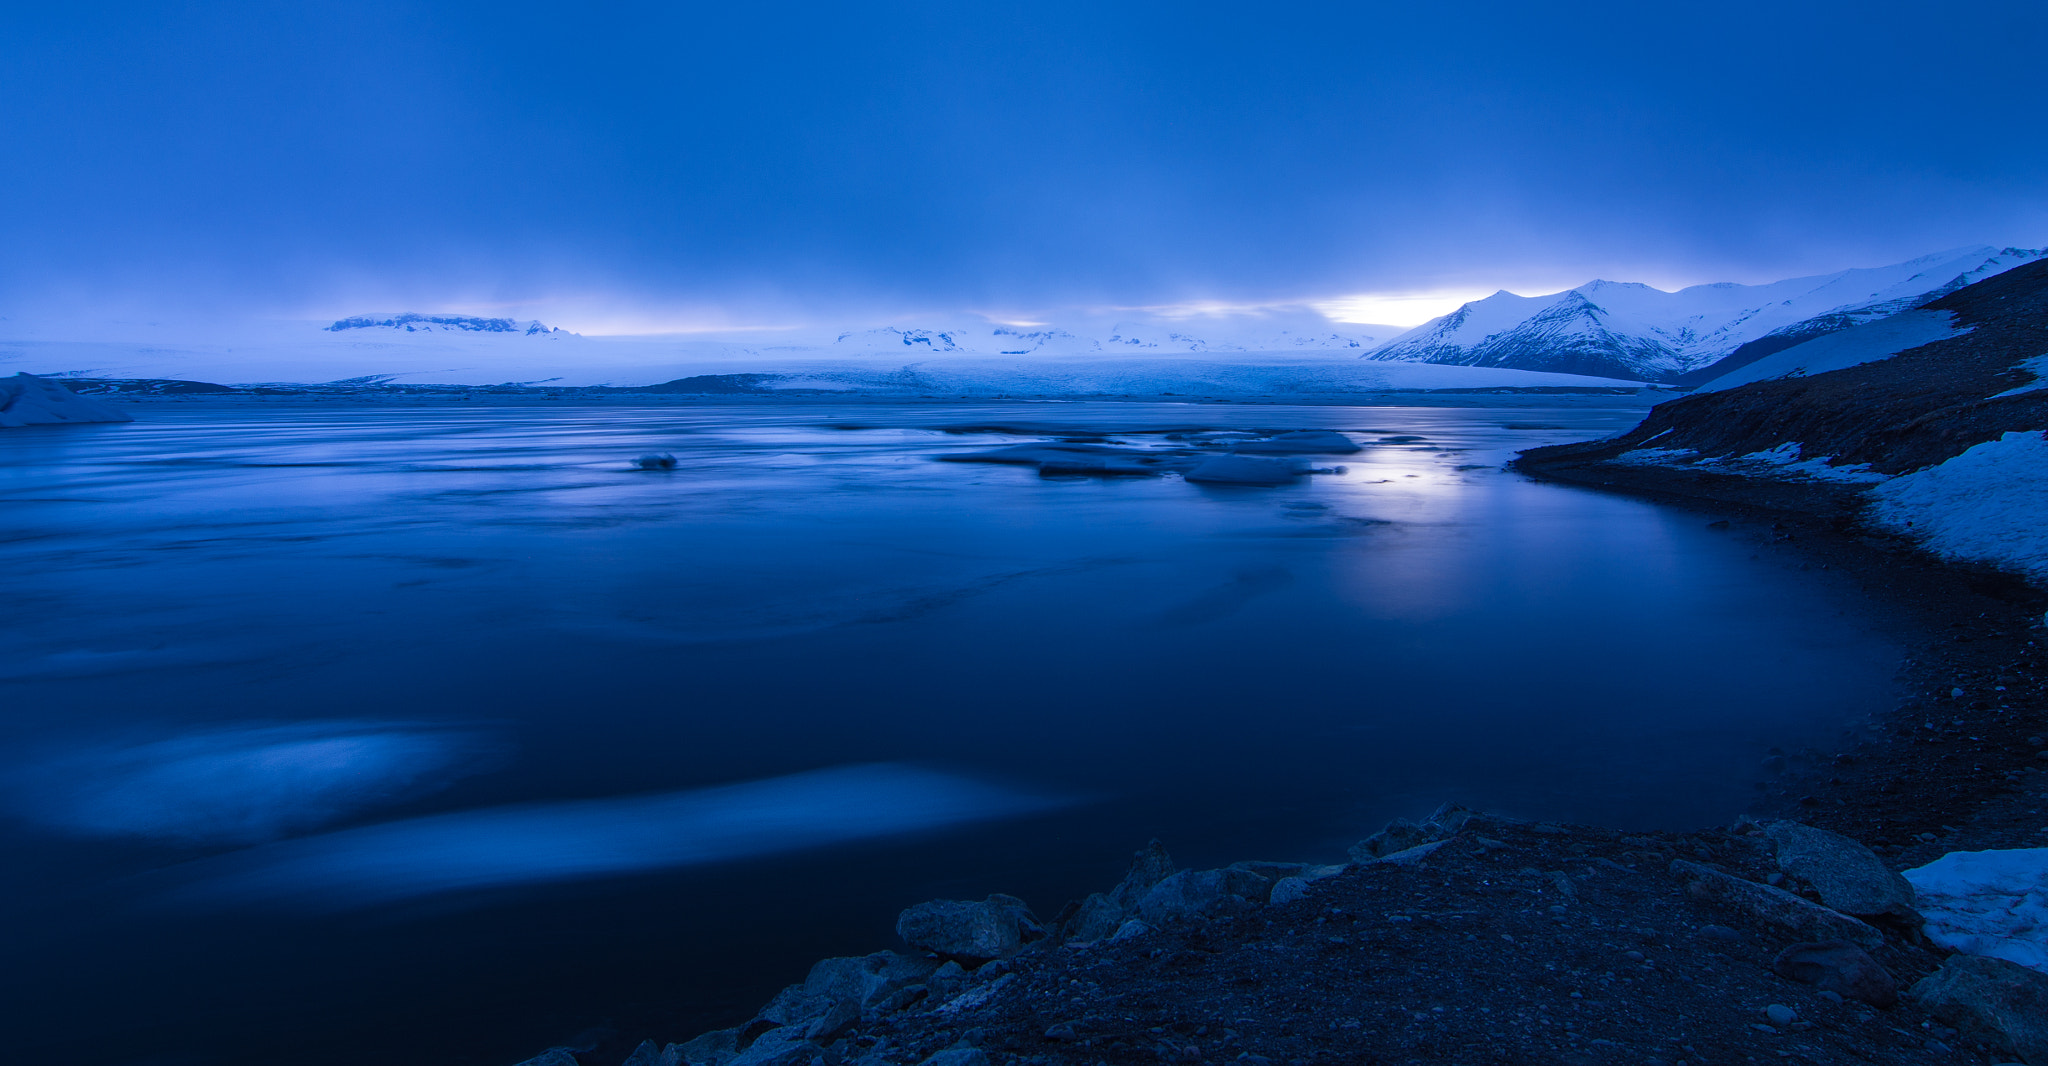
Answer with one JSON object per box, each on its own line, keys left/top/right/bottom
{"left": 725, "top": 1026, "right": 818, "bottom": 1066}
{"left": 1670, "top": 859, "right": 1884, "bottom": 949}
{"left": 750, "top": 951, "right": 937, "bottom": 1042}
{"left": 1064, "top": 892, "right": 1126, "bottom": 942}
{"left": 1136, "top": 867, "right": 1273, "bottom": 920}
{"left": 1269, "top": 876, "right": 1312, "bottom": 906}
{"left": 1764, "top": 821, "right": 1918, "bottom": 920}
{"left": 896, "top": 896, "right": 1043, "bottom": 962}
{"left": 1107, "top": 840, "right": 1176, "bottom": 911}
{"left": 1136, "top": 869, "right": 1231, "bottom": 921}
{"left": 1911, "top": 953, "right": 2048, "bottom": 1064}
{"left": 1772, "top": 940, "right": 1899, "bottom": 1007}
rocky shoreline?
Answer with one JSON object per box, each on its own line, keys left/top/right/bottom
{"left": 516, "top": 804, "right": 2048, "bottom": 1066}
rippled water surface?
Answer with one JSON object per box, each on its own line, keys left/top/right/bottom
{"left": 0, "top": 402, "right": 1897, "bottom": 1065}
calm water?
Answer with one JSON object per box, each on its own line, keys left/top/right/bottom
{"left": 0, "top": 401, "right": 1896, "bottom": 1065}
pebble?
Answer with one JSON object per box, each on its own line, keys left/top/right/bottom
{"left": 1749, "top": 1023, "right": 1779, "bottom": 1035}
{"left": 1766, "top": 1004, "right": 1798, "bottom": 1026}
{"left": 1624, "top": 950, "right": 1646, "bottom": 962}
{"left": 1818, "top": 990, "right": 1844, "bottom": 1004}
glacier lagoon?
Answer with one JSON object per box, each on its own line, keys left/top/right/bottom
{"left": 0, "top": 401, "right": 1899, "bottom": 1065}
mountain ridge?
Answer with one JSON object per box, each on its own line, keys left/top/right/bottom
{"left": 1367, "top": 246, "right": 2045, "bottom": 383}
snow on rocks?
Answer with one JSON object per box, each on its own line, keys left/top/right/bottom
{"left": 1868, "top": 431, "right": 2048, "bottom": 585}
{"left": 1692, "top": 310, "right": 1972, "bottom": 393}
{"left": 0, "top": 372, "right": 133, "bottom": 427}
{"left": 1903, "top": 848, "right": 2048, "bottom": 973}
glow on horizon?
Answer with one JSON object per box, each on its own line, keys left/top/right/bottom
{"left": 1313, "top": 290, "right": 1497, "bottom": 327}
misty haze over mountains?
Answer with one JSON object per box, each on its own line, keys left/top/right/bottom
{"left": 2, "top": 245, "right": 2037, "bottom": 389}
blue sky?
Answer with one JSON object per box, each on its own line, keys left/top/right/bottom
{"left": 3, "top": 0, "right": 2045, "bottom": 331}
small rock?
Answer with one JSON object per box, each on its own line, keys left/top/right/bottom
{"left": 1819, "top": 990, "right": 1845, "bottom": 1004}
{"left": 1748, "top": 1023, "right": 1779, "bottom": 1035}
{"left": 1044, "top": 1021, "right": 1080, "bottom": 1042}
{"left": 1911, "top": 953, "right": 2048, "bottom": 1063}
{"left": 1697, "top": 924, "right": 1742, "bottom": 944}
{"left": 1765, "top": 1004, "right": 1798, "bottom": 1026}
{"left": 1772, "top": 940, "right": 1899, "bottom": 1007}
{"left": 1111, "top": 918, "right": 1151, "bottom": 941}
{"left": 621, "top": 1041, "right": 664, "bottom": 1066}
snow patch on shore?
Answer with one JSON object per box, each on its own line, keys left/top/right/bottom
{"left": 1991, "top": 353, "right": 2048, "bottom": 399}
{"left": 1904, "top": 848, "right": 2048, "bottom": 974}
{"left": 1869, "top": 432, "right": 2048, "bottom": 583}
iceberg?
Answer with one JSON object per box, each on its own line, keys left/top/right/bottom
{"left": 0, "top": 373, "right": 133, "bottom": 427}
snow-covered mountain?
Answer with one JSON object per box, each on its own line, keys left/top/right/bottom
{"left": 327, "top": 313, "right": 570, "bottom": 336}
{"left": 1364, "top": 246, "right": 2045, "bottom": 382}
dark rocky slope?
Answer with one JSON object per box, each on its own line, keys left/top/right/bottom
{"left": 521, "top": 814, "right": 2048, "bottom": 1066}
{"left": 1516, "top": 257, "right": 2048, "bottom": 484}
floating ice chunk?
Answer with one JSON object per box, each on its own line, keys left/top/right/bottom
{"left": 172, "top": 763, "right": 1068, "bottom": 909}
{"left": 1232, "top": 430, "right": 1362, "bottom": 455}
{"left": 0, "top": 373, "right": 133, "bottom": 428}
{"left": 6, "top": 722, "right": 497, "bottom": 845}
{"left": 1904, "top": 848, "right": 2048, "bottom": 974}
{"left": 633, "top": 453, "right": 678, "bottom": 470}
{"left": 1184, "top": 455, "right": 1306, "bottom": 485}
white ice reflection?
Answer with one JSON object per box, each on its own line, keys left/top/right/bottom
{"left": 175, "top": 764, "right": 1068, "bottom": 909}
{"left": 8, "top": 721, "right": 497, "bottom": 845}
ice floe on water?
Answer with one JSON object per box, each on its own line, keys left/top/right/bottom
{"left": 6, "top": 721, "right": 499, "bottom": 845}
{"left": 938, "top": 426, "right": 1359, "bottom": 483}
{"left": 171, "top": 764, "right": 1069, "bottom": 909}
{"left": 1905, "top": 848, "right": 2048, "bottom": 974}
